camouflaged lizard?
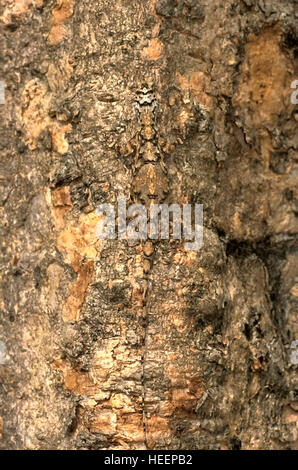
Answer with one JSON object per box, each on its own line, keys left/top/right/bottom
{"left": 119, "top": 83, "right": 170, "bottom": 446}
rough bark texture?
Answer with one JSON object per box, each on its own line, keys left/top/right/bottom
{"left": 0, "top": 0, "right": 297, "bottom": 450}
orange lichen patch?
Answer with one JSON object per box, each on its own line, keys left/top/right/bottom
{"left": 48, "top": 24, "right": 67, "bottom": 46}
{"left": 177, "top": 108, "right": 192, "bottom": 130}
{"left": 171, "top": 386, "right": 202, "bottom": 413}
{"left": 234, "top": 25, "right": 293, "bottom": 128}
{"left": 115, "top": 413, "right": 145, "bottom": 443}
{"left": 62, "top": 260, "right": 94, "bottom": 322}
{"left": 290, "top": 285, "right": 298, "bottom": 297}
{"left": 51, "top": 122, "right": 72, "bottom": 154}
{"left": 165, "top": 363, "right": 206, "bottom": 413}
{"left": 48, "top": 0, "right": 75, "bottom": 45}
{"left": 53, "top": 358, "right": 95, "bottom": 395}
{"left": 166, "top": 363, "right": 186, "bottom": 388}
{"left": 231, "top": 212, "right": 243, "bottom": 239}
{"left": 56, "top": 212, "right": 99, "bottom": 269}
{"left": 109, "top": 394, "right": 136, "bottom": 412}
{"left": 56, "top": 212, "right": 99, "bottom": 322}
{"left": 92, "top": 341, "right": 119, "bottom": 380}
{"left": 19, "top": 79, "right": 51, "bottom": 150}
{"left": 230, "top": 198, "right": 269, "bottom": 239}
{"left": 48, "top": 186, "right": 72, "bottom": 231}
{"left": 89, "top": 409, "right": 117, "bottom": 435}
{"left": 47, "top": 192, "right": 100, "bottom": 322}
{"left": 146, "top": 416, "right": 171, "bottom": 448}
{"left": 52, "top": 185, "right": 72, "bottom": 208}
{"left": 19, "top": 78, "right": 72, "bottom": 152}
{"left": 282, "top": 405, "right": 298, "bottom": 424}
{"left": 51, "top": 0, "right": 74, "bottom": 23}
{"left": 0, "top": 0, "right": 42, "bottom": 25}
{"left": 173, "top": 248, "right": 197, "bottom": 266}
{"left": 177, "top": 71, "right": 213, "bottom": 110}
{"left": 252, "top": 357, "right": 267, "bottom": 372}
{"left": 142, "top": 38, "right": 164, "bottom": 61}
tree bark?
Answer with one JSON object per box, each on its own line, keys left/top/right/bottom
{"left": 0, "top": 0, "right": 297, "bottom": 450}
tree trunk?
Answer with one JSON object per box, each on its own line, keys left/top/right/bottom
{"left": 0, "top": 0, "right": 297, "bottom": 450}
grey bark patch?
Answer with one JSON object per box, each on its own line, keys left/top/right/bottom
{"left": 155, "top": 0, "right": 176, "bottom": 17}
{"left": 50, "top": 153, "right": 81, "bottom": 187}
{"left": 0, "top": 341, "right": 6, "bottom": 364}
